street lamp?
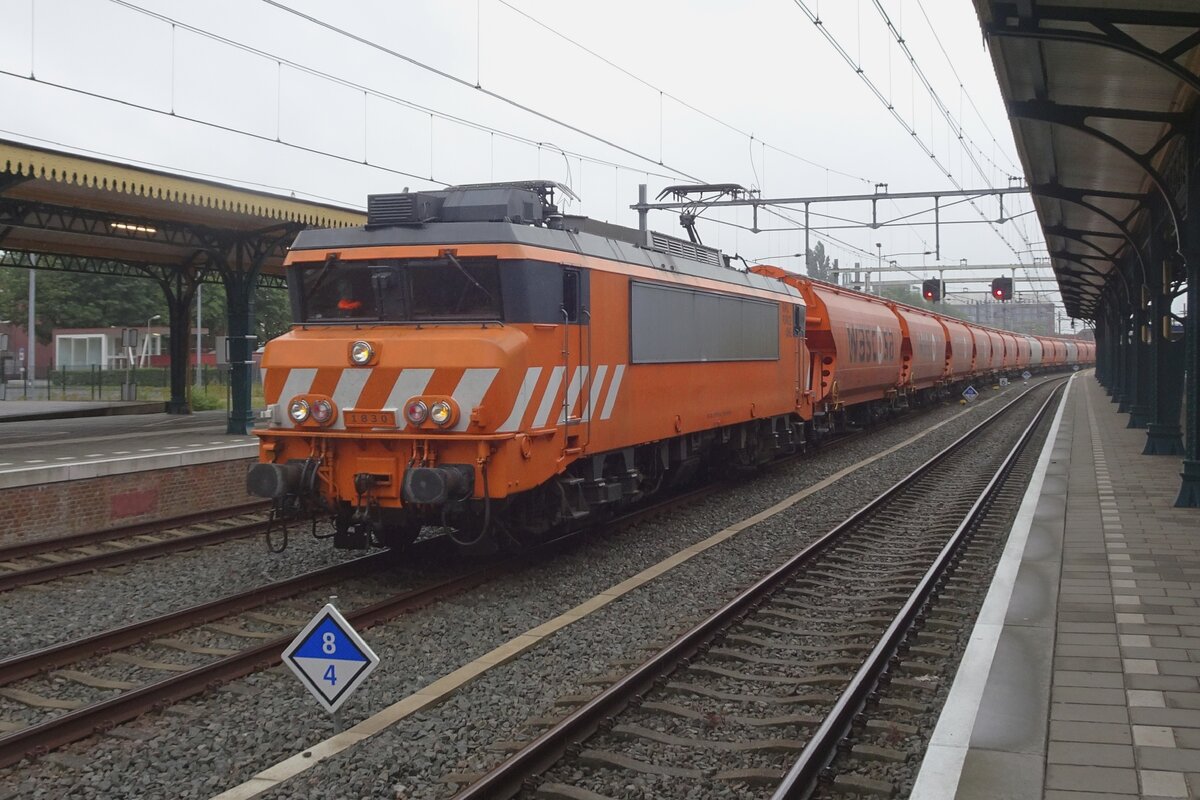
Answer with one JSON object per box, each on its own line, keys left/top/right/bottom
{"left": 143, "top": 314, "right": 161, "bottom": 368}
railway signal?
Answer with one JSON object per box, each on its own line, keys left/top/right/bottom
{"left": 921, "top": 279, "right": 942, "bottom": 302}
{"left": 991, "top": 276, "right": 1013, "bottom": 301}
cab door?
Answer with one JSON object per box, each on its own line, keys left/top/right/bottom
{"left": 560, "top": 268, "right": 589, "bottom": 452}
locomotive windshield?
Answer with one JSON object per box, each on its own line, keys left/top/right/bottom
{"left": 296, "top": 256, "right": 502, "bottom": 323}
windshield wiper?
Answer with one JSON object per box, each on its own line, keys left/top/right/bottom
{"left": 307, "top": 253, "right": 339, "bottom": 296}
{"left": 443, "top": 253, "right": 493, "bottom": 303}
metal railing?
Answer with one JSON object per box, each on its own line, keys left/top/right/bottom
{"left": 1, "top": 364, "right": 262, "bottom": 406}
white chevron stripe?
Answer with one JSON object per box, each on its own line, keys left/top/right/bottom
{"left": 497, "top": 367, "right": 543, "bottom": 432}
{"left": 328, "top": 369, "right": 373, "bottom": 430}
{"left": 450, "top": 368, "right": 500, "bottom": 432}
{"left": 599, "top": 364, "right": 626, "bottom": 421}
{"left": 381, "top": 368, "right": 435, "bottom": 429}
{"left": 581, "top": 364, "right": 608, "bottom": 422}
{"left": 532, "top": 366, "right": 565, "bottom": 429}
{"left": 277, "top": 368, "right": 318, "bottom": 409}
{"left": 560, "top": 366, "right": 589, "bottom": 423}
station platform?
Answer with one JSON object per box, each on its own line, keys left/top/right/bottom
{"left": 913, "top": 372, "right": 1199, "bottom": 800}
{"left": 0, "top": 399, "right": 164, "bottom": 423}
{"left": 0, "top": 408, "right": 257, "bottom": 484}
{"left": 0, "top": 407, "right": 260, "bottom": 545}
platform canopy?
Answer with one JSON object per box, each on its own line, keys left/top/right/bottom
{"left": 0, "top": 138, "right": 365, "bottom": 430}
{"left": 0, "top": 138, "right": 363, "bottom": 282}
{"left": 973, "top": 1, "right": 1200, "bottom": 320}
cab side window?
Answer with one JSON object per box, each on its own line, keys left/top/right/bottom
{"left": 562, "top": 269, "right": 581, "bottom": 323}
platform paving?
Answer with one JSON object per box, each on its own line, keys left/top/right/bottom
{"left": 0, "top": 399, "right": 163, "bottom": 422}
{"left": 912, "top": 372, "right": 1199, "bottom": 799}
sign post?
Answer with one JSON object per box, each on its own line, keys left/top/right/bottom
{"left": 282, "top": 602, "right": 379, "bottom": 732}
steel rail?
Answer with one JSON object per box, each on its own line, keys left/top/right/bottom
{"left": 0, "top": 501, "right": 270, "bottom": 562}
{"left": 0, "top": 478, "right": 723, "bottom": 769}
{"left": 771, "top": 380, "right": 1065, "bottom": 798}
{"left": 0, "top": 557, "right": 502, "bottom": 770}
{"left": 0, "top": 516, "right": 273, "bottom": 593}
{"left": 0, "top": 551, "right": 395, "bottom": 688}
{"left": 451, "top": 379, "right": 1065, "bottom": 800}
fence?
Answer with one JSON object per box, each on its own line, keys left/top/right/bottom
{"left": 1, "top": 365, "right": 263, "bottom": 409}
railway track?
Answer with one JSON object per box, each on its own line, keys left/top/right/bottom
{"left": 0, "top": 535, "right": 491, "bottom": 768}
{"left": 0, "top": 502, "right": 272, "bottom": 592}
{"left": 0, "top": 377, "right": 1053, "bottom": 776}
{"left": 0, "top": 466, "right": 750, "bottom": 769}
{"left": 450, "top": 378, "right": 1066, "bottom": 800}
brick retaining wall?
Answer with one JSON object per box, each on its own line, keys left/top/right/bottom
{"left": 0, "top": 458, "right": 256, "bottom": 547}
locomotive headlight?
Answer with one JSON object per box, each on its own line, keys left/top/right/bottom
{"left": 311, "top": 399, "right": 334, "bottom": 424}
{"left": 404, "top": 399, "right": 428, "bottom": 425}
{"left": 430, "top": 400, "right": 453, "bottom": 426}
{"left": 350, "top": 340, "right": 374, "bottom": 365}
{"left": 288, "top": 399, "right": 311, "bottom": 423}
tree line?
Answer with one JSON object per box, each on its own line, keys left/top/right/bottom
{"left": 0, "top": 268, "right": 291, "bottom": 345}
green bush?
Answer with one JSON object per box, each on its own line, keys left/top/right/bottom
{"left": 191, "top": 392, "right": 226, "bottom": 411}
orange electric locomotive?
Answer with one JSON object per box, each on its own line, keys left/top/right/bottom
{"left": 248, "top": 180, "right": 1093, "bottom": 554}
{"left": 249, "top": 182, "right": 808, "bottom": 551}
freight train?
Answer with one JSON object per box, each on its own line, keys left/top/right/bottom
{"left": 247, "top": 181, "right": 1092, "bottom": 552}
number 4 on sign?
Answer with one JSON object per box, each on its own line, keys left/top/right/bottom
{"left": 282, "top": 603, "right": 379, "bottom": 715}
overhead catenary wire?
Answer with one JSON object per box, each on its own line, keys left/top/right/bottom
{"left": 867, "top": 0, "right": 1046, "bottom": 298}
{"left": 494, "top": 0, "right": 876, "bottom": 187}
{"left": 790, "top": 0, "right": 1033, "bottom": 275}
{"left": 0, "top": 68, "right": 447, "bottom": 193}
{"left": 912, "top": 0, "right": 1022, "bottom": 175}
{"left": 258, "top": 0, "right": 707, "bottom": 184}
{"left": 107, "top": 0, "right": 691, "bottom": 187}
{"left": 17, "top": 0, "right": 1035, "bottom": 286}
{"left": 485, "top": 1, "right": 953, "bottom": 261}
{"left": 260, "top": 0, "right": 903, "bottom": 256}
{"left": 0, "top": 128, "right": 358, "bottom": 208}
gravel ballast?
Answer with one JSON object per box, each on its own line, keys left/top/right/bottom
{"left": 0, "top": 382, "right": 1052, "bottom": 799}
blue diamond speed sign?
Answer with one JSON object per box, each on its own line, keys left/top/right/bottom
{"left": 282, "top": 604, "right": 379, "bottom": 713}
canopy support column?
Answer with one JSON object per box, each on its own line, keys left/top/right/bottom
{"left": 1175, "top": 113, "right": 1200, "bottom": 506}
{"left": 1144, "top": 200, "right": 1185, "bottom": 455}
{"left": 155, "top": 260, "right": 202, "bottom": 415}
{"left": 1126, "top": 258, "right": 1150, "bottom": 428}
{"left": 218, "top": 241, "right": 263, "bottom": 436}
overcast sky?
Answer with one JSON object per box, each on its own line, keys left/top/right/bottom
{"left": 0, "top": 0, "right": 1066, "bottom": 313}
